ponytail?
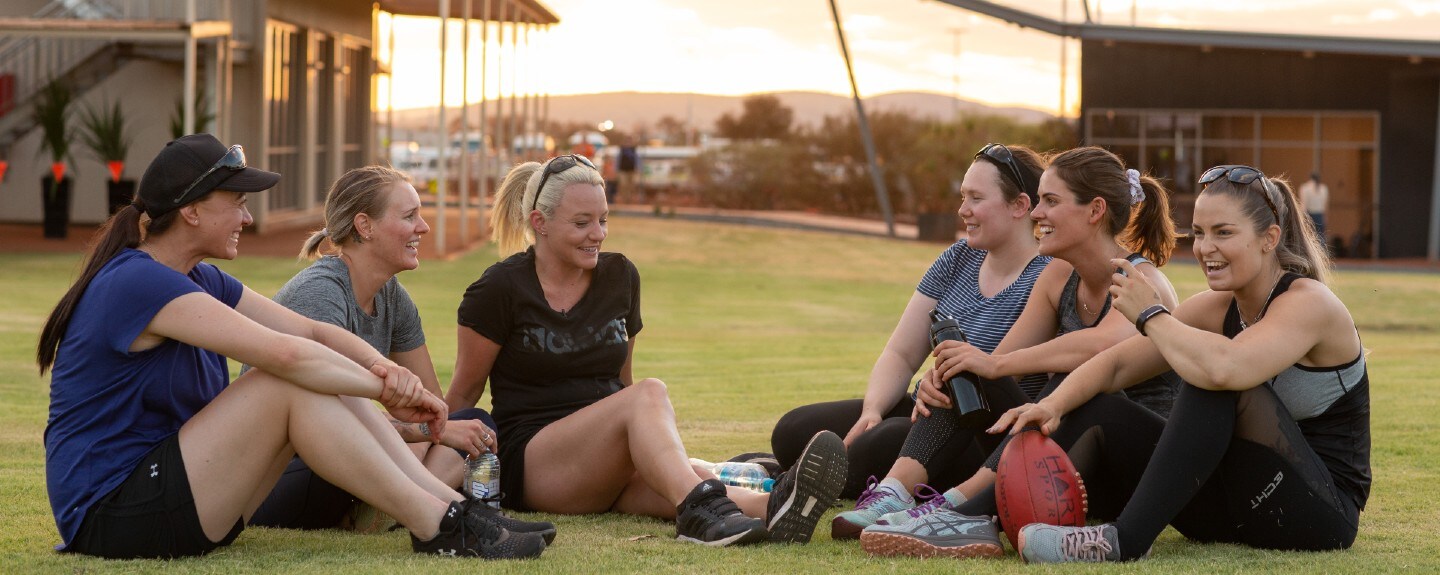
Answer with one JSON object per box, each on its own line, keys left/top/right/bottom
{"left": 1123, "top": 175, "right": 1177, "bottom": 267}
{"left": 1047, "top": 147, "right": 1178, "bottom": 266}
{"left": 299, "top": 230, "right": 328, "bottom": 260}
{"left": 1266, "top": 177, "right": 1333, "bottom": 285}
{"left": 38, "top": 203, "right": 177, "bottom": 373}
{"left": 490, "top": 162, "right": 543, "bottom": 256}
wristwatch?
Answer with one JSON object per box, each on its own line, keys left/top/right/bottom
{"left": 1135, "top": 304, "right": 1171, "bottom": 336}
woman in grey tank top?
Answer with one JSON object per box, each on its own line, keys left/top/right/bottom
{"left": 996, "top": 165, "right": 1368, "bottom": 563}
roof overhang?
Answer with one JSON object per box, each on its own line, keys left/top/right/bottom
{"left": 935, "top": 0, "right": 1440, "bottom": 59}
{"left": 0, "top": 18, "right": 231, "bottom": 41}
{"left": 378, "top": 0, "right": 558, "bottom": 24}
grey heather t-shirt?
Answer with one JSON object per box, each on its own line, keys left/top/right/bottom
{"left": 272, "top": 256, "right": 426, "bottom": 355}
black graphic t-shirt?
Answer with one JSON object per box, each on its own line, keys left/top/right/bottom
{"left": 457, "top": 248, "right": 643, "bottom": 449}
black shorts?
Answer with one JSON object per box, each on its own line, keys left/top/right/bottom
{"left": 67, "top": 434, "right": 243, "bottom": 559}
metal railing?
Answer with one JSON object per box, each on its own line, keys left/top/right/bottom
{"left": 0, "top": 0, "right": 235, "bottom": 124}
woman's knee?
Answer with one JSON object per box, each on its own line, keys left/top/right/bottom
{"left": 627, "top": 378, "right": 674, "bottom": 413}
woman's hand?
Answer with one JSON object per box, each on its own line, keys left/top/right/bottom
{"left": 372, "top": 361, "right": 446, "bottom": 440}
{"left": 987, "top": 402, "right": 1061, "bottom": 436}
{"left": 371, "top": 360, "right": 424, "bottom": 407}
{"left": 843, "top": 411, "right": 881, "bottom": 448}
{"left": 1109, "top": 258, "right": 1164, "bottom": 323}
{"left": 911, "top": 368, "right": 952, "bottom": 421}
{"left": 934, "top": 340, "right": 1001, "bottom": 380}
{"left": 440, "top": 419, "right": 497, "bottom": 457}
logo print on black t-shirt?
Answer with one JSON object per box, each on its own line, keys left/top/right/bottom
{"left": 518, "top": 318, "right": 628, "bottom": 354}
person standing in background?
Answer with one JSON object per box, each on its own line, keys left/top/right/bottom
{"left": 617, "top": 139, "right": 640, "bottom": 203}
{"left": 1299, "top": 172, "right": 1329, "bottom": 246}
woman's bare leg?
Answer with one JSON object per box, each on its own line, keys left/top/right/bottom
{"left": 179, "top": 370, "right": 451, "bottom": 542}
{"left": 521, "top": 379, "right": 703, "bottom": 515}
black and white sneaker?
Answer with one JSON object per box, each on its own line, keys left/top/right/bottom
{"left": 465, "top": 497, "right": 558, "bottom": 545}
{"left": 411, "top": 500, "right": 546, "bottom": 559}
{"left": 766, "top": 430, "right": 848, "bottom": 543}
{"left": 674, "top": 479, "right": 768, "bottom": 547}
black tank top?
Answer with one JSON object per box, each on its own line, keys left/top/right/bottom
{"left": 1055, "top": 253, "right": 1181, "bottom": 417}
{"left": 1223, "top": 272, "right": 1372, "bottom": 511}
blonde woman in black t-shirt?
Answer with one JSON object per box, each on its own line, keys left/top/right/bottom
{"left": 448, "top": 155, "right": 849, "bottom": 547}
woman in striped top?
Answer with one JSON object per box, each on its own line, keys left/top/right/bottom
{"left": 772, "top": 143, "right": 1050, "bottom": 506}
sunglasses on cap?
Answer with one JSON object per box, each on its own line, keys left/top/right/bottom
{"left": 974, "top": 143, "right": 1037, "bottom": 203}
{"left": 175, "top": 144, "right": 247, "bottom": 204}
{"left": 1198, "top": 165, "right": 1280, "bottom": 224}
{"left": 533, "top": 154, "right": 598, "bottom": 212}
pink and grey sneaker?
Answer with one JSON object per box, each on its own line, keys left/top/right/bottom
{"left": 830, "top": 477, "right": 913, "bottom": 540}
{"left": 873, "top": 484, "right": 965, "bottom": 527}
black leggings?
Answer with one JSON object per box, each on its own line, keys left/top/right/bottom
{"left": 771, "top": 397, "right": 916, "bottom": 498}
{"left": 956, "top": 383, "right": 1358, "bottom": 558}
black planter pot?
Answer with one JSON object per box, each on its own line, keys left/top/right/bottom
{"left": 916, "top": 211, "right": 958, "bottom": 243}
{"left": 107, "top": 179, "right": 136, "bottom": 215}
{"left": 41, "top": 175, "right": 72, "bottom": 239}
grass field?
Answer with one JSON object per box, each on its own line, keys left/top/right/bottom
{"left": 2, "top": 216, "right": 1437, "bottom": 573}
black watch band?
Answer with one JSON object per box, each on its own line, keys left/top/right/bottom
{"left": 1135, "top": 304, "right": 1171, "bottom": 336}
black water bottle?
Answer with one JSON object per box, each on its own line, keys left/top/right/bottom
{"left": 928, "top": 310, "right": 991, "bottom": 428}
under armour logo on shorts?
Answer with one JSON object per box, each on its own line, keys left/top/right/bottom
{"left": 150, "top": 463, "right": 160, "bottom": 478}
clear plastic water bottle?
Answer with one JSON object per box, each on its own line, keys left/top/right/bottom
{"left": 465, "top": 452, "right": 501, "bottom": 508}
{"left": 690, "top": 458, "right": 774, "bottom": 492}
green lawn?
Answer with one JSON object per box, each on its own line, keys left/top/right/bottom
{"left": 1, "top": 216, "right": 1436, "bottom": 573}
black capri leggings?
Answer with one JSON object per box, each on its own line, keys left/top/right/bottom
{"left": 772, "top": 397, "right": 916, "bottom": 499}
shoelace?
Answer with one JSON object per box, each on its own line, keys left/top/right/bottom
{"left": 459, "top": 499, "right": 505, "bottom": 543}
{"left": 853, "top": 476, "right": 886, "bottom": 510}
{"left": 1061, "top": 526, "right": 1113, "bottom": 561}
{"left": 901, "top": 484, "right": 948, "bottom": 520}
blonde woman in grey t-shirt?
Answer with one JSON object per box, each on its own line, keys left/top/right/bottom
{"left": 249, "top": 166, "right": 555, "bottom": 542}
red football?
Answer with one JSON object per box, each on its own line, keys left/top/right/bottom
{"left": 994, "top": 428, "right": 1087, "bottom": 550}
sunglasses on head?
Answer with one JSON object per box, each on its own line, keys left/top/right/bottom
{"left": 533, "top": 154, "right": 598, "bottom": 212}
{"left": 974, "top": 143, "right": 1037, "bottom": 203}
{"left": 1198, "top": 165, "right": 1280, "bottom": 224}
{"left": 176, "top": 145, "right": 246, "bottom": 204}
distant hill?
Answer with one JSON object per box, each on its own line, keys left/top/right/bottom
{"left": 386, "top": 91, "right": 1055, "bottom": 136}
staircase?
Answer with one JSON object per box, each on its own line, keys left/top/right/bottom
{"left": 0, "top": 0, "right": 230, "bottom": 152}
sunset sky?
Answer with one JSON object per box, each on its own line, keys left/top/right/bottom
{"left": 384, "top": 0, "right": 1440, "bottom": 115}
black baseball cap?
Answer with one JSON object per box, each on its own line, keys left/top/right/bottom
{"left": 136, "top": 133, "right": 281, "bottom": 218}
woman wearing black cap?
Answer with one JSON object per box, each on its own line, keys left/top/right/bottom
{"left": 38, "top": 134, "right": 544, "bottom": 560}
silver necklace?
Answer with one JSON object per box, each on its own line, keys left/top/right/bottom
{"left": 1238, "top": 273, "right": 1284, "bottom": 330}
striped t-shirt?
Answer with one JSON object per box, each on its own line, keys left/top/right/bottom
{"left": 917, "top": 240, "right": 1051, "bottom": 399}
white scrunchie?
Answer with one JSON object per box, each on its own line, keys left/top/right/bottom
{"left": 1126, "top": 169, "right": 1144, "bottom": 204}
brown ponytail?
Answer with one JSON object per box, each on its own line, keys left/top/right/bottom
{"left": 1047, "top": 147, "right": 1178, "bottom": 266}
{"left": 37, "top": 203, "right": 179, "bottom": 373}
{"left": 1123, "top": 174, "right": 1177, "bottom": 266}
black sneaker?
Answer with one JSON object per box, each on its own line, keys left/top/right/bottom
{"left": 674, "top": 479, "right": 768, "bottom": 547}
{"left": 411, "top": 500, "right": 546, "bottom": 559}
{"left": 466, "top": 497, "right": 558, "bottom": 545}
{"left": 766, "top": 431, "right": 847, "bottom": 543}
